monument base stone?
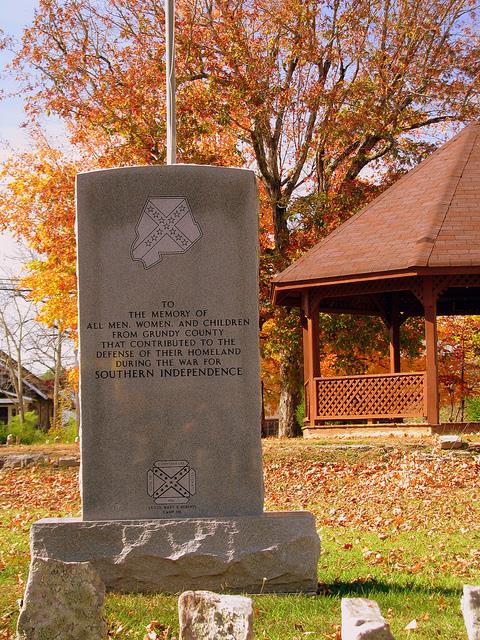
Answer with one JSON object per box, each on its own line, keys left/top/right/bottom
{"left": 30, "top": 512, "right": 320, "bottom": 594}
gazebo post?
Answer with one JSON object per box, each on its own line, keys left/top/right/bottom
{"left": 423, "top": 276, "right": 440, "bottom": 425}
{"left": 301, "top": 291, "right": 320, "bottom": 427}
{"left": 389, "top": 293, "right": 401, "bottom": 373}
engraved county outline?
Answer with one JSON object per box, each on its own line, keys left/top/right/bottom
{"left": 131, "top": 197, "right": 202, "bottom": 269}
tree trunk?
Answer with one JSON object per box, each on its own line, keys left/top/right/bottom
{"left": 272, "top": 201, "right": 289, "bottom": 254}
{"left": 277, "top": 353, "right": 302, "bottom": 438}
{"left": 15, "top": 348, "right": 25, "bottom": 425}
{"left": 52, "top": 328, "right": 63, "bottom": 430}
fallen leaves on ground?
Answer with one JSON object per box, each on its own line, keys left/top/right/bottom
{"left": 0, "top": 445, "right": 479, "bottom": 639}
{"left": 1, "top": 449, "right": 479, "bottom": 541}
{"left": 0, "top": 466, "right": 79, "bottom": 532}
{"left": 264, "top": 446, "right": 480, "bottom": 581}
{"left": 143, "top": 621, "right": 176, "bottom": 640}
{"left": 264, "top": 449, "right": 480, "bottom": 535}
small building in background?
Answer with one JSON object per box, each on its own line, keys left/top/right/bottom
{"left": 0, "top": 351, "right": 53, "bottom": 430}
{"left": 262, "top": 415, "right": 279, "bottom": 437}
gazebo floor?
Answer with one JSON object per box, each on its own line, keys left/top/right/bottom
{"left": 303, "top": 422, "right": 480, "bottom": 438}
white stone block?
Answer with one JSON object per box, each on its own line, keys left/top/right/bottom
{"left": 179, "top": 590, "right": 253, "bottom": 640}
{"left": 16, "top": 558, "right": 107, "bottom": 640}
{"left": 341, "top": 598, "right": 394, "bottom": 640}
{"left": 462, "top": 585, "right": 480, "bottom": 640}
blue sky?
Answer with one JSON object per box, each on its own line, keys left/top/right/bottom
{"left": 0, "top": 1, "right": 47, "bottom": 270}
{"left": 0, "top": 0, "right": 66, "bottom": 159}
{"left": 1, "top": 1, "right": 39, "bottom": 155}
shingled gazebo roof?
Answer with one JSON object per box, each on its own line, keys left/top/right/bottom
{"left": 273, "top": 122, "right": 480, "bottom": 307}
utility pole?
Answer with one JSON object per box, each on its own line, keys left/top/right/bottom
{"left": 165, "top": 0, "right": 176, "bottom": 164}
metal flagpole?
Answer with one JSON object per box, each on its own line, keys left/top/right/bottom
{"left": 165, "top": 0, "right": 176, "bottom": 165}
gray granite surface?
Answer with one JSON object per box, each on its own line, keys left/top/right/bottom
{"left": 31, "top": 512, "right": 320, "bottom": 594}
{"left": 76, "top": 165, "right": 263, "bottom": 520}
{"left": 462, "top": 585, "right": 480, "bottom": 640}
{"left": 341, "top": 598, "right": 394, "bottom": 640}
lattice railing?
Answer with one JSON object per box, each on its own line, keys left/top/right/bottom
{"left": 314, "top": 372, "right": 426, "bottom": 420}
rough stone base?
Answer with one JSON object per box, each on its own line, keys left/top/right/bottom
{"left": 462, "top": 585, "right": 480, "bottom": 640}
{"left": 31, "top": 512, "right": 320, "bottom": 594}
{"left": 17, "top": 558, "right": 107, "bottom": 640}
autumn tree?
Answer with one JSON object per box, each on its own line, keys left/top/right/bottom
{"left": 15, "top": 1, "right": 242, "bottom": 168}
{"left": 6, "top": 0, "right": 480, "bottom": 435}
{"left": 0, "top": 142, "right": 79, "bottom": 333}
{"left": 437, "top": 316, "right": 480, "bottom": 422}
{"left": 29, "top": 321, "right": 76, "bottom": 432}
{"left": 0, "top": 142, "right": 79, "bottom": 431}
{"left": 184, "top": 0, "right": 480, "bottom": 434}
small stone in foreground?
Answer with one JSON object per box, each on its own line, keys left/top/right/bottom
{"left": 341, "top": 598, "right": 394, "bottom": 640}
{"left": 178, "top": 590, "right": 253, "bottom": 640}
{"left": 462, "top": 585, "right": 480, "bottom": 640}
{"left": 17, "top": 558, "right": 107, "bottom": 640}
{"left": 438, "top": 435, "right": 464, "bottom": 450}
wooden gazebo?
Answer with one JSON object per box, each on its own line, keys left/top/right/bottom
{"left": 272, "top": 123, "right": 480, "bottom": 436}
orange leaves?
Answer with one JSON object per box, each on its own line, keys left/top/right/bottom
{"left": 263, "top": 445, "right": 480, "bottom": 535}
{"left": 1, "top": 1, "right": 246, "bottom": 341}
{"left": 15, "top": 0, "right": 242, "bottom": 168}
{"left": 6, "top": 0, "right": 480, "bottom": 428}
{"left": 0, "top": 466, "right": 80, "bottom": 524}
{"left": 0, "top": 143, "right": 80, "bottom": 334}
{"left": 437, "top": 315, "right": 480, "bottom": 417}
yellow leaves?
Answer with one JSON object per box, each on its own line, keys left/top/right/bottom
{"left": 0, "top": 143, "right": 80, "bottom": 334}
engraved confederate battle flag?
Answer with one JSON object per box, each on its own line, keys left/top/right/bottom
{"left": 131, "top": 196, "right": 202, "bottom": 269}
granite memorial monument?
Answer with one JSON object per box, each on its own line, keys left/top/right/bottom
{"left": 29, "top": 164, "right": 320, "bottom": 593}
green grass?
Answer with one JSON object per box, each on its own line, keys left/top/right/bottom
{"left": 101, "top": 526, "right": 476, "bottom": 639}
{"left": 1, "top": 440, "right": 479, "bottom": 639}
